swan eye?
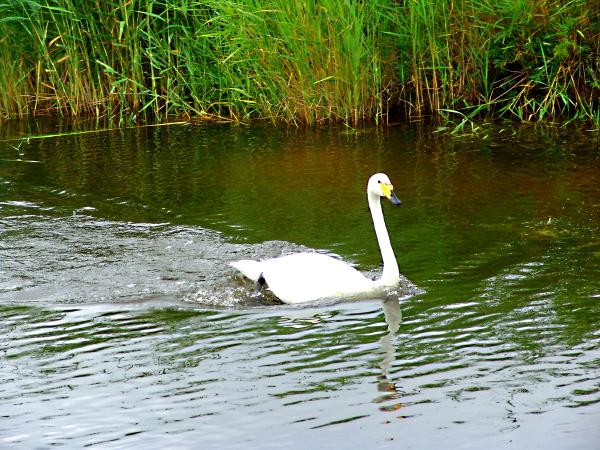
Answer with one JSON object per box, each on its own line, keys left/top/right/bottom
{"left": 377, "top": 180, "right": 381, "bottom": 184}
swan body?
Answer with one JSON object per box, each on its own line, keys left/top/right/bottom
{"left": 230, "top": 173, "right": 402, "bottom": 304}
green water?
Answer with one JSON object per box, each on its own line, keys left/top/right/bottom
{"left": 1, "top": 120, "right": 599, "bottom": 448}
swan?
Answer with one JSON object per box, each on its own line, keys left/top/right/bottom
{"left": 230, "top": 173, "right": 402, "bottom": 304}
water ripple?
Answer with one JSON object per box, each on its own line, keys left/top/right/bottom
{"left": 0, "top": 296, "right": 598, "bottom": 449}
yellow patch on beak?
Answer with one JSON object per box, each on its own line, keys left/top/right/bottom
{"left": 381, "top": 183, "right": 393, "bottom": 199}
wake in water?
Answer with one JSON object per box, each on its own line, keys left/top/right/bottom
{"left": 0, "top": 214, "right": 418, "bottom": 308}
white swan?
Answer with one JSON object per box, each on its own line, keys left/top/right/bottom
{"left": 230, "top": 173, "right": 402, "bottom": 304}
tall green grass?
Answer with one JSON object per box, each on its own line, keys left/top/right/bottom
{"left": 0, "top": 0, "right": 598, "bottom": 125}
{"left": 392, "top": 0, "right": 600, "bottom": 125}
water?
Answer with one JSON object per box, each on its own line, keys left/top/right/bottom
{"left": 1, "top": 120, "right": 599, "bottom": 448}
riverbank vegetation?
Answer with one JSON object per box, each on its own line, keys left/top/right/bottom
{"left": 1, "top": 0, "right": 598, "bottom": 125}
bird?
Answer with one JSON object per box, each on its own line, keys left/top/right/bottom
{"left": 230, "top": 173, "right": 402, "bottom": 304}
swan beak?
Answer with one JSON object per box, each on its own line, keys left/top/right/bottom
{"left": 382, "top": 183, "right": 402, "bottom": 206}
{"left": 389, "top": 191, "right": 402, "bottom": 206}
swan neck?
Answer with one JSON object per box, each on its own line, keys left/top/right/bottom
{"left": 368, "top": 193, "right": 399, "bottom": 285}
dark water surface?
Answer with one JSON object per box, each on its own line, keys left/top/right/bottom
{"left": 1, "top": 120, "right": 599, "bottom": 449}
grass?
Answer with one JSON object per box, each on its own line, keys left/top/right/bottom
{"left": 0, "top": 0, "right": 598, "bottom": 126}
{"left": 390, "top": 0, "right": 600, "bottom": 125}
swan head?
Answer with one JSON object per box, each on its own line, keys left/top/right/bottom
{"left": 368, "top": 173, "right": 401, "bottom": 205}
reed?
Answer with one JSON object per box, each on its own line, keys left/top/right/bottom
{"left": 391, "top": 0, "right": 600, "bottom": 125}
{"left": 198, "top": 0, "right": 392, "bottom": 124}
{"left": 0, "top": 0, "right": 598, "bottom": 125}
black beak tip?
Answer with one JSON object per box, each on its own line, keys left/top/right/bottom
{"left": 390, "top": 192, "right": 402, "bottom": 206}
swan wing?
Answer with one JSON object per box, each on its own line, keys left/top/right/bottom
{"left": 259, "top": 253, "right": 373, "bottom": 304}
{"left": 229, "top": 259, "right": 263, "bottom": 282}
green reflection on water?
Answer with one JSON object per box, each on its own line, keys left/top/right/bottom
{"left": 1, "top": 122, "right": 599, "bottom": 339}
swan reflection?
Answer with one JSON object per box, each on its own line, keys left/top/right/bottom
{"left": 373, "top": 298, "right": 403, "bottom": 412}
